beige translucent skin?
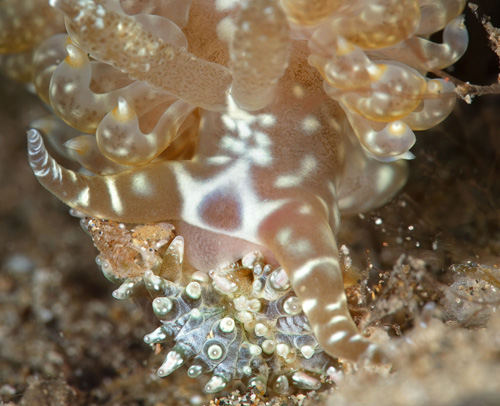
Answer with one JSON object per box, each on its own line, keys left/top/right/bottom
{"left": 0, "top": 0, "right": 468, "bottom": 363}
{"left": 0, "top": 0, "right": 66, "bottom": 82}
{"left": 0, "top": 0, "right": 65, "bottom": 53}
{"left": 229, "top": 0, "right": 291, "bottom": 111}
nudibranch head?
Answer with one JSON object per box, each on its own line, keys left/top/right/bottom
{"left": 2, "top": 0, "right": 470, "bottom": 396}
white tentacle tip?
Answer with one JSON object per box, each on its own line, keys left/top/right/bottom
{"left": 114, "top": 96, "right": 135, "bottom": 121}
{"left": 27, "top": 128, "right": 42, "bottom": 144}
{"left": 65, "top": 44, "right": 86, "bottom": 67}
{"left": 27, "top": 129, "right": 47, "bottom": 166}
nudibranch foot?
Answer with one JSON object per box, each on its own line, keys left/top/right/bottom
{"left": 82, "top": 217, "right": 344, "bottom": 394}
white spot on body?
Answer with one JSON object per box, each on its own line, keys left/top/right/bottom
{"left": 276, "top": 227, "right": 312, "bottom": 255}
{"left": 258, "top": 114, "right": 276, "bottom": 127}
{"left": 104, "top": 177, "right": 123, "bottom": 215}
{"left": 298, "top": 204, "right": 312, "bottom": 215}
{"left": 175, "top": 161, "right": 289, "bottom": 242}
{"left": 95, "top": 4, "right": 105, "bottom": 16}
{"left": 94, "top": 17, "right": 104, "bottom": 29}
{"left": 215, "top": 0, "right": 239, "bottom": 11}
{"left": 275, "top": 155, "right": 318, "bottom": 188}
{"left": 301, "top": 298, "right": 317, "bottom": 313}
{"left": 67, "top": 171, "right": 78, "bottom": 183}
{"left": 76, "top": 186, "right": 90, "bottom": 207}
{"left": 348, "top": 334, "right": 364, "bottom": 343}
{"left": 328, "top": 330, "right": 349, "bottom": 344}
{"left": 276, "top": 227, "right": 292, "bottom": 246}
{"left": 292, "top": 85, "right": 305, "bottom": 98}
{"left": 216, "top": 17, "right": 236, "bottom": 44}
{"left": 327, "top": 315, "right": 348, "bottom": 326}
{"left": 63, "top": 83, "right": 76, "bottom": 93}
{"left": 207, "top": 156, "right": 232, "bottom": 165}
{"left": 219, "top": 95, "right": 273, "bottom": 166}
{"left": 51, "top": 160, "right": 62, "bottom": 182}
{"left": 34, "top": 166, "right": 51, "bottom": 178}
{"left": 325, "top": 296, "right": 346, "bottom": 312}
{"left": 131, "top": 172, "right": 153, "bottom": 196}
{"left": 302, "top": 115, "right": 321, "bottom": 133}
{"left": 293, "top": 257, "right": 339, "bottom": 282}
{"left": 220, "top": 135, "right": 245, "bottom": 155}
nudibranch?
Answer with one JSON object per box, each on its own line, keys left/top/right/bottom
{"left": 1, "top": 0, "right": 468, "bottom": 394}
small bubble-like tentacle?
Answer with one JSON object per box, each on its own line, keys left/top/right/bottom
{"left": 403, "top": 79, "right": 457, "bottom": 130}
{"left": 64, "top": 135, "right": 132, "bottom": 175}
{"left": 326, "top": 0, "right": 421, "bottom": 50}
{"left": 96, "top": 98, "right": 196, "bottom": 165}
{"left": 340, "top": 106, "right": 416, "bottom": 161}
{"left": 368, "top": 15, "right": 468, "bottom": 71}
{"left": 157, "top": 350, "right": 185, "bottom": 377}
{"left": 51, "top": 0, "right": 232, "bottom": 111}
{"left": 332, "top": 61, "right": 427, "bottom": 122}
{"left": 281, "top": 0, "right": 344, "bottom": 26}
{"left": 65, "top": 102, "right": 198, "bottom": 174}
{"left": 209, "top": 328, "right": 242, "bottom": 389}
{"left": 112, "top": 277, "right": 143, "bottom": 299}
{"left": 308, "top": 39, "right": 373, "bottom": 90}
{"left": 309, "top": 34, "right": 430, "bottom": 160}
{"left": 49, "top": 43, "right": 172, "bottom": 133}
{"left": 336, "top": 126, "right": 409, "bottom": 214}
{"left": 311, "top": 37, "right": 428, "bottom": 123}
{"left": 144, "top": 270, "right": 182, "bottom": 298}
{"left": 32, "top": 34, "right": 69, "bottom": 104}
{"left": 416, "top": 0, "right": 466, "bottom": 35}
{"left": 229, "top": 0, "right": 290, "bottom": 111}
{"left": 88, "top": 221, "right": 341, "bottom": 394}
{"left": 304, "top": 0, "right": 467, "bottom": 164}
{"left": 405, "top": 15, "right": 468, "bottom": 71}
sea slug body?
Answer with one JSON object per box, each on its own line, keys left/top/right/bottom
{"left": 0, "top": 0, "right": 468, "bottom": 394}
